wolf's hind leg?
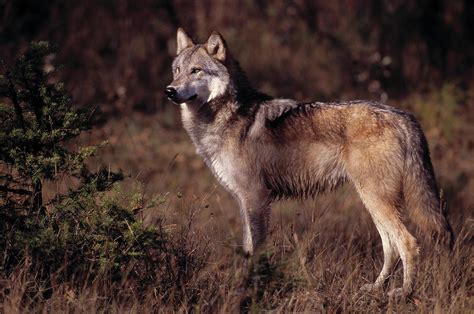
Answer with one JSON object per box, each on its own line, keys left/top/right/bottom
{"left": 357, "top": 191, "right": 419, "bottom": 297}
{"left": 387, "top": 223, "right": 419, "bottom": 298}
{"left": 360, "top": 225, "right": 398, "bottom": 292}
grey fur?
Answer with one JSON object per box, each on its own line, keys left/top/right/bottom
{"left": 166, "top": 29, "right": 453, "bottom": 298}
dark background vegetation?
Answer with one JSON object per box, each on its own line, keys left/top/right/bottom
{"left": 1, "top": 0, "right": 473, "bottom": 312}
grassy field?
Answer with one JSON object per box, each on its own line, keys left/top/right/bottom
{"left": 1, "top": 1, "right": 473, "bottom": 312}
{"left": 3, "top": 99, "right": 471, "bottom": 312}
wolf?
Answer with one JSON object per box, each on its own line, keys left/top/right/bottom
{"left": 165, "top": 28, "right": 453, "bottom": 297}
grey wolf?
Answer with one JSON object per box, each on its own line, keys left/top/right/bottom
{"left": 165, "top": 28, "right": 453, "bottom": 297}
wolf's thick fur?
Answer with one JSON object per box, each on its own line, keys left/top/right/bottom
{"left": 166, "top": 28, "right": 453, "bottom": 297}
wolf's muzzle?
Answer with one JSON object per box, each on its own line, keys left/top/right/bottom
{"left": 165, "top": 86, "right": 177, "bottom": 100}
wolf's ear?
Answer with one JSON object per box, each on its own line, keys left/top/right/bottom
{"left": 205, "top": 31, "right": 227, "bottom": 61}
{"left": 176, "top": 28, "right": 194, "bottom": 55}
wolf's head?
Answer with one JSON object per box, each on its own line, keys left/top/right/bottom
{"left": 165, "top": 28, "right": 232, "bottom": 107}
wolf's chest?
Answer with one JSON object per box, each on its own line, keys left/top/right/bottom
{"left": 207, "top": 152, "right": 240, "bottom": 192}
{"left": 187, "top": 132, "right": 240, "bottom": 192}
{"left": 197, "top": 142, "right": 240, "bottom": 193}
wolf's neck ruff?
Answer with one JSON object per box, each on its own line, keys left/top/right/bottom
{"left": 206, "top": 76, "right": 228, "bottom": 102}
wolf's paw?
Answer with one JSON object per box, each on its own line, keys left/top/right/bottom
{"left": 235, "top": 247, "right": 252, "bottom": 259}
{"left": 360, "top": 282, "right": 383, "bottom": 293}
{"left": 387, "top": 287, "right": 411, "bottom": 299}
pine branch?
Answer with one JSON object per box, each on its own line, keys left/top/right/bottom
{"left": 20, "top": 64, "right": 43, "bottom": 126}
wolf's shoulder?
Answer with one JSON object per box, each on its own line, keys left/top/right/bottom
{"left": 247, "top": 99, "right": 296, "bottom": 138}
{"left": 259, "top": 99, "right": 300, "bottom": 120}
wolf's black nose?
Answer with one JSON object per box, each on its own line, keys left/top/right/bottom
{"left": 165, "top": 87, "right": 177, "bottom": 99}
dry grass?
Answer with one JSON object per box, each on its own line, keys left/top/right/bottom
{"left": 1, "top": 197, "right": 471, "bottom": 312}
{"left": 1, "top": 2, "right": 473, "bottom": 311}
{"left": 2, "top": 103, "right": 472, "bottom": 312}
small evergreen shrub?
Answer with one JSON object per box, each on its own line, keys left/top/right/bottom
{"left": 0, "top": 42, "right": 206, "bottom": 303}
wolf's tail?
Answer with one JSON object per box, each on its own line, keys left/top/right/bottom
{"left": 403, "top": 116, "right": 454, "bottom": 249}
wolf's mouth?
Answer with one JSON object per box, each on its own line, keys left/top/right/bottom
{"left": 186, "top": 94, "right": 197, "bottom": 101}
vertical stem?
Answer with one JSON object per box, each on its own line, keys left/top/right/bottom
{"left": 32, "top": 179, "right": 43, "bottom": 214}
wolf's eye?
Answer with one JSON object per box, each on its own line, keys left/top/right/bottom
{"left": 190, "top": 67, "right": 201, "bottom": 74}
{"left": 175, "top": 66, "right": 180, "bottom": 74}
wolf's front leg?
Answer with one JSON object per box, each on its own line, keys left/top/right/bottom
{"left": 238, "top": 196, "right": 271, "bottom": 256}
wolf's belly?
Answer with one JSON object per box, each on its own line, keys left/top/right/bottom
{"left": 261, "top": 143, "right": 347, "bottom": 199}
